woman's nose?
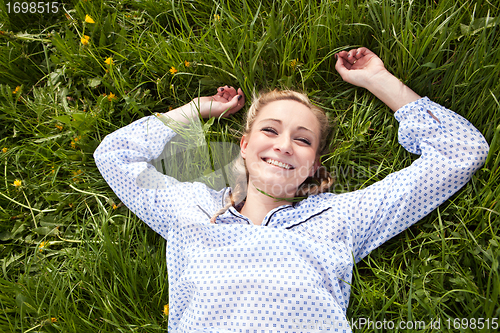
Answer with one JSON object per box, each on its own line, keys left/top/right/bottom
{"left": 274, "top": 136, "right": 293, "bottom": 154}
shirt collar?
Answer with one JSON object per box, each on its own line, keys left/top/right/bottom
{"left": 217, "top": 188, "right": 331, "bottom": 227}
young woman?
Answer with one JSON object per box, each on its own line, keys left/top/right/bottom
{"left": 94, "top": 47, "right": 489, "bottom": 333}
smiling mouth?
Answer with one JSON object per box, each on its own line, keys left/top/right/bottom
{"left": 262, "top": 158, "right": 295, "bottom": 170}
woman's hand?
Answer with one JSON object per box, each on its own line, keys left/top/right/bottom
{"left": 193, "top": 85, "right": 245, "bottom": 119}
{"left": 335, "top": 47, "right": 421, "bottom": 111}
{"left": 335, "top": 47, "right": 388, "bottom": 89}
{"left": 165, "top": 85, "right": 245, "bottom": 124}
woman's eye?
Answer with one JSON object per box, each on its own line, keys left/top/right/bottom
{"left": 261, "top": 128, "right": 311, "bottom": 145}
{"left": 262, "top": 127, "right": 277, "bottom": 134}
{"left": 297, "top": 138, "right": 311, "bottom": 145}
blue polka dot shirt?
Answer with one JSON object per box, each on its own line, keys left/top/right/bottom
{"left": 94, "top": 97, "right": 489, "bottom": 332}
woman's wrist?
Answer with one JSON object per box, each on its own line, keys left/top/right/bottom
{"left": 163, "top": 100, "right": 198, "bottom": 125}
{"left": 365, "top": 70, "right": 421, "bottom": 112}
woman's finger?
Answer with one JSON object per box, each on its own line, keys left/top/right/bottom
{"left": 221, "top": 86, "right": 235, "bottom": 99}
{"left": 346, "top": 50, "right": 360, "bottom": 65}
{"left": 347, "top": 49, "right": 357, "bottom": 59}
{"left": 219, "top": 85, "right": 229, "bottom": 97}
{"left": 237, "top": 88, "right": 245, "bottom": 105}
{"left": 335, "top": 53, "right": 352, "bottom": 76}
{"left": 354, "top": 47, "right": 370, "bottom": 59}
{"left": 228, "top": 89, "right": 245, "bottom": 115}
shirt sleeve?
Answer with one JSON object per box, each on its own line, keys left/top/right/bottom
{"left": 339, "top": 97, "right": 489, "bottom": 262}
{"left": 93, "top": 115, "right": 224, "bottom": 239}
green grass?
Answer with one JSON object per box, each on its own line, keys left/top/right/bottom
{"left": 1, "top": 0, "right": 499, "bottom": 331}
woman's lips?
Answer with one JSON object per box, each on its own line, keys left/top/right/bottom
{"left": 262, "top": 157, "right": 294, "bottom": 170}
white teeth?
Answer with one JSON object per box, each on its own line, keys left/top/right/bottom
{"left": 265, "top": 158, "right": 293, "bottom": 169}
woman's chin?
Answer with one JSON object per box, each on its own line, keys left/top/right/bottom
{"left": 251, "top": 180, "right": 299, "bottom": 199}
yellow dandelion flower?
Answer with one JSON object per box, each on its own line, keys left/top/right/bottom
{"left": 168, "top": 106, "right": 173, "bottom": 111}
{"left": 55, "top": 124, "right": 63, "bottom": 130}
{"left": 184, "top": 60, "right": 191, "bottom": 67}
{"left": 72, "top": 169, "right": 83, "bottom": 182}
{"left": 214, "top": 14, "right": 220, "bottom": 21}
{"left": 13, "top": 179, "right": 22, "bottom": 187}
{"left": 2, "top": 147, "right": 7, "bottom": 153}
{"left": 39, "top": 241, "right": 48, "bottom": 252}
{"left": 169, "top": 67, "right": 178, "bottom": 75}
{"left": 112, "top": 204, "right": 118, "bottom": 210}
{"left": 70, "top": 140, "right": 76, "bottom": 149}
{"left": 13, "top": 86, "right": 21, "bottom": 94}
{"left": 85, "top": 15, "right": 95, "bottom": 24}
{"left": 105, "top": 57, "right": 114, "bottom": 65}
{"left": 290, "top": 59, "right": 298, "bottom": 69}
{"left": 163, "top": 304, "right": 169, "bottom": 315}
{"left": 69, "top": 203, "right": 73, "bottom": 208}
{"left": 107, "top": 92, "right": 116, "bottom": 101}
{"left": 81, "top": 35, "right": 90, "bottom": 45}
{"left": 51, "top": 317, "right": 57, "bottom": 323}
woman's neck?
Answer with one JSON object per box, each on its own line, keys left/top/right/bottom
{"left": 239, "top": 184, "right": 293, "bottom": 225}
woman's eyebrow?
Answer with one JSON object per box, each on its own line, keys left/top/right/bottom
{"left": 259, "top": 118, "right": 314, "bottom": 133}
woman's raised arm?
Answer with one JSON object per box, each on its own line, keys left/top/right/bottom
{"left": 93, "top": 86, "right": 245, "bottom": 239}
{"left": 329, "top": 48, "right": 490, "bottom": 261}
{"left": 335, "top": 47, "right": 421, "bottom": 112}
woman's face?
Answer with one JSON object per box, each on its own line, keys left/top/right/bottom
{"left": 240, "top": 99, "right": 321, "bottom": 198}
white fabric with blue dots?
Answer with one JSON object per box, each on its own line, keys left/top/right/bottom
{"left": 94, "top": 97, "right": 489, "bottom": 333}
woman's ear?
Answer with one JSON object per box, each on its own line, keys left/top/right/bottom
{"left": 240, "top": 134, "right": 248, "bottom": 160}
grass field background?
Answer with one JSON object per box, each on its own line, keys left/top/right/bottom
{"left": 1, "top": 0, "right": 499, "bottom": 331}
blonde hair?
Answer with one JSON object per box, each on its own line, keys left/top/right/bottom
{"left": 210, "top": 89, "right": 333, "bottom": 223}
